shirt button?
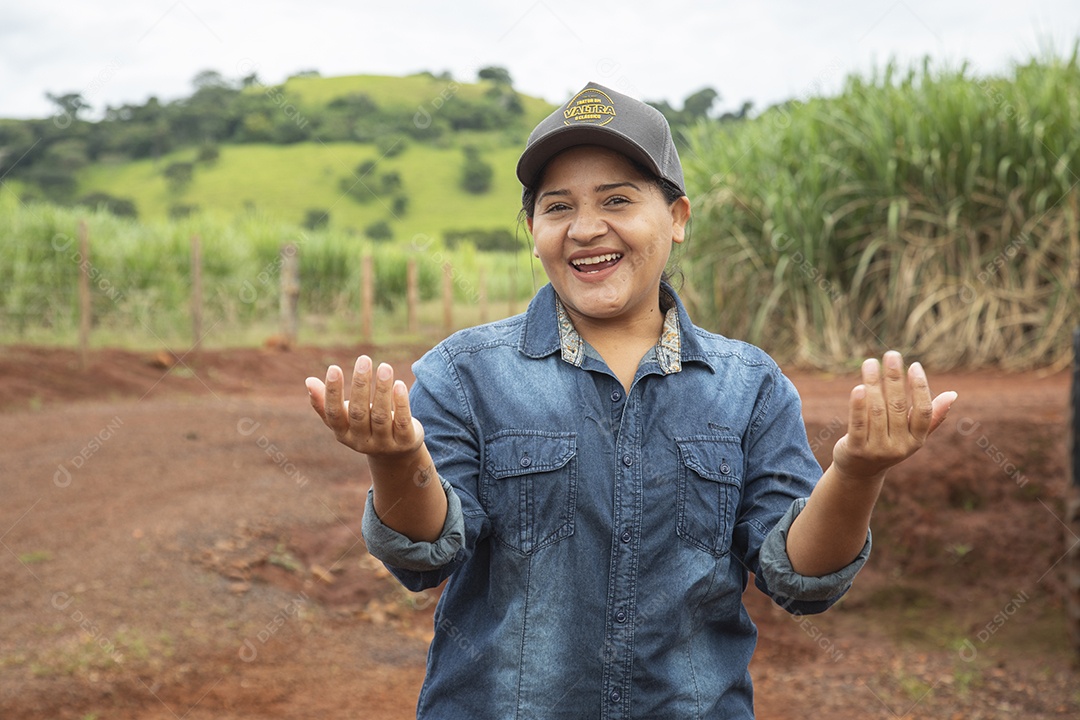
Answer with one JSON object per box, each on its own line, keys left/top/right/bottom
{"left": 622, "top": 455, "right": 633, "bottom": 467}
{"left": 610, "top": 689, "right": 621, "bottom": 703}
{"left": 615, "top": 610, "right": 627, "bottom": 623}
{"left": 610, "top": 389, "right": 622, "bottom": 402}
{"left": 620, "top": 530, "right": 632, "bottom": 543}
{"left": 520, "top": 455, "right": 532, "bottom": 468}
{"left": 719, "top": 462, "right": 731, "bottom": 475}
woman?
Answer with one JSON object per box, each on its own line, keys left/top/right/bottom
{"left": 305, "top": 81, "right": 957, "bottom": 718}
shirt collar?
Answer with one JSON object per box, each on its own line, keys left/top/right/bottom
{"left": 550, "top": 289, "right": 682, "bottom": 374}
{"left": 518, "top": 282, "right": 715, "bottom": 373}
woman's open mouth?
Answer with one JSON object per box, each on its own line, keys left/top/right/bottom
{"left": 570, "top": 252, "right": 623, "bottom": 274}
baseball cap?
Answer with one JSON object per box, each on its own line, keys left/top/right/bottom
{"left": 516, "top": 81, "right": 685, "bottom": 195}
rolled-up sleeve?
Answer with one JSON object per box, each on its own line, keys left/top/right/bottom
{"left": 757, "top": 497, "right": 871, "bottom": 610}
{"left": 362, "top": 477, "right": 466, "bottom": 572}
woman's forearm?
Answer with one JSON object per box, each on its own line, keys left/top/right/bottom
{"left": 785, "top": 463, "right": 884, "bottom": 577}
{"left": 368, "top": 443, "right": 448, "bottom": 543}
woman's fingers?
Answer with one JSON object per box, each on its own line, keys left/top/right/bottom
{"left": 348, "top": 355, "right": 372, "bottom": 428}
{"left": 839, "top": 352, "right": 959, "bottom": 479}
{"left": 323, "top": 365, "right": 349, "bottom": 435}
{"left": 368, "top": 363, "right": 395, "bottom": 437}
{"left": 906, "top": 361, "right": 935, "bottom": 440}
{"left": 846, "top": 383, "right": 868, "bottom": 448}
{"left": 392, "top": 380, "right": 415, "bottom": 442}
{"left": 305, "top": 376, "right": 326, "bottom": 419}
{"left": 928, "top": 390, "right": 959, "bottom": 434}
{"left": 860, "top": 357, "right": 887, "bottom": 443}
{"left": 307, "top": 358, "right": 420, "bottom": 454}
{"left": 881, "top": 351, "right": 909, "bottom": 436}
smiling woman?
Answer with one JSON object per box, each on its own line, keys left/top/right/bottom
{"left": 305, "top": 80, "right": 957, "bottom": 719}
{"left": 524, "top": 145, "right": 690, "bottom": 391}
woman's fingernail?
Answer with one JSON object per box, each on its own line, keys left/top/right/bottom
{"left": 377, "top": 364, "right": 391, "bottom": 381}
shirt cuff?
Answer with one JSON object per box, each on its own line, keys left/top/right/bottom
{"left": 758, "top": 497, "right": 871, "bottom": 603}
{"left": 361, "top": 477, "right": 466, "bottom": 572}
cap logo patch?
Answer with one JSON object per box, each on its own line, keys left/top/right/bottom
{"left": 563, "top": 87, "right": 616, "bottom": 126}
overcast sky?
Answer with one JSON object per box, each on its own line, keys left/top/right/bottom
{"left": 2, "top": 0, "right": 1078, "bottom": 120}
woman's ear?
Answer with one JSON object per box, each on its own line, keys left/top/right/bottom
{"left": 532, "top": 245, "right": 540, "bottom": 258}
{"left": 671, "top": 196, "right": 691, "bottom": 244}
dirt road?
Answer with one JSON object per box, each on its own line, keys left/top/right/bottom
{"left": 0, "top": 345, "right": 1075, "bottom": 718}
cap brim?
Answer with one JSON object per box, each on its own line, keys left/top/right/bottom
{"left": 515, "top": 125, "right": 664, "bottom": 189}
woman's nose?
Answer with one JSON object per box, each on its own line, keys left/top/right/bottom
{"left": 567, "top": 206, "right": 607, "bottom": 243}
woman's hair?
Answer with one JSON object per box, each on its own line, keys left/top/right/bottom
{"left": 517, "top": 153, "right": 689, "bottom": 287}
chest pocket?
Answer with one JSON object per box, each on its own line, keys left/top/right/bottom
{"left": 482, "top": 431, "right": 578, "bottom": 555}
{"left": 676, "top": 437, "right": 744, "bottom": 557}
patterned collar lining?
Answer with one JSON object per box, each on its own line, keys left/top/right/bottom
{"left": 554, "top": 291, "right": 682, "bottom": 374}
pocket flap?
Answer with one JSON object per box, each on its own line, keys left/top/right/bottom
{"left": 485, "top": 432, "right": 576, "bottom": 479}
{"left": 677, "top": 438, "right": 742, "bottom": 484}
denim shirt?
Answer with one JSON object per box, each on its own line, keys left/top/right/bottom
{"left": 362, "top": 283, "right": 870, "bottom": 719}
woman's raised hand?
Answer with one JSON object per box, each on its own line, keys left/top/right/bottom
{"left": 831, "top": 350, "right": 957, "bottom": 482}
{"left": 305, "top": 355, "right": 425, "bottom": 457}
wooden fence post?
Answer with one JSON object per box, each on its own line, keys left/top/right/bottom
{"left": 442, "top": 262, "right": 453, "bottom": 336}
{"left": 362, "top": 255, "right": 374, "bottom": 343}
{"left": 78, "top": 220, "right": 91, "bottom": 369}
{"left": 190, "top": 235, "right": 203, "bottom": 353}
{"left": 407, "top": 258, "right": 418, "bottom": 334}
{"left": 280, "top": 243, "right": 299, "bottom": 347}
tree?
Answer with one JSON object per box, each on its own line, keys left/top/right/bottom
{"left": 461, "top": 146, "right": 493, "bottom": 194}
{"left": 381, "top": 171, "right": 402, "bottom": 194}
{"left": 303, "top": 208, "right": 329, "bottom": 230}
{"left": 163, "top": 161, "right": 194, "bottom": 193}
{"left": 78, "top": 192, "right": 138, "bottom": 218}
{"left": 478, "top": 66, "right": 513, "bottom": 86}
{"left": 46, "top": 92, "right": 90, "bottom": 122}
{"left": 365, "top": 220, "right": 393, "bottom": 242}
{"left": 192, "top": 70, "right": 230, "bottom": 91}
{"left": 720, "top": 101, "right": 754, "bottom": 123}
{"left": 197, "top": 144, "right": 220, "bottom": 164}
{"left": 682, "top": 87, "right": 720, "bottom": 120}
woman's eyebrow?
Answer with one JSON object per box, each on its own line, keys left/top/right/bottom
{"left": 537, "top": 188, "right": 570, "bottom": 203}
{"left": 537, "top": 181, "right": 642, "bottom": 203}
{"left": 595, "top": 181, "right": 641, "bottom": 193}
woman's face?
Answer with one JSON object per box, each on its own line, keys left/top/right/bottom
{"left": 528, "top": 145, "right": 691, "bottom": 328}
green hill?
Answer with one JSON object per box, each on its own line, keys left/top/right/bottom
{"left": 78, "top": 141, "right": 530, "bottom": 240}
{"left": 53, "top": 72, "right": 557, "bottom": 240}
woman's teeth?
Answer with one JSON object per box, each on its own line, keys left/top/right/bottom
{"left": 571, "top": 253, "right": 622, "bottom": 271}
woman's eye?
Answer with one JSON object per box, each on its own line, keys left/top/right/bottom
{"left": 605, "top": 196, "right": 630, "bottom": 206}
{"left": 543, "top": 202, "right": 570, "bottom": 213}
